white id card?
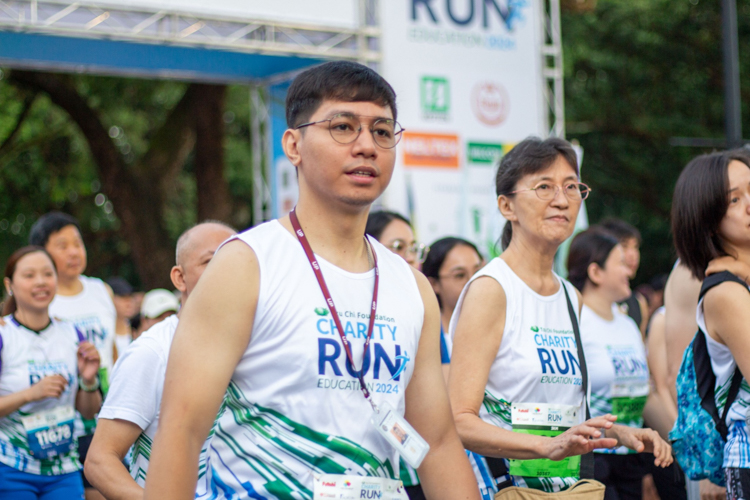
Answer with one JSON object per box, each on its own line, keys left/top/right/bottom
{"left": 370, "top": 401, "right": 430, "bottom": 469}
{"left": 313, "top": 474, "right": 408, "bottom": 499}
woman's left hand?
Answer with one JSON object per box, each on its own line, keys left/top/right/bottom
{"left": 77, "top": 342, "right": 101, "bottom": 385}
{"left": 610, "top": 426, "right": 673, "bottom": 467}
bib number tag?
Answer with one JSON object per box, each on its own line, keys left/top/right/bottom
{"left": 313, "top": 474, "right": 408, "bottom": 499}
{"left": 611, "top": 382, "right": 649, "bottom": 425}
{"left": 370, "top": 401, "right": 430, "bottom": 469}
{"left": 21, "top": 406, "right": 75, "bottom": 460}
{"left": 509, "top": 402, "right": 581, "bottom": 478}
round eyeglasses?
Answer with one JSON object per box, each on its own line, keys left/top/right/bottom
{"left": 510, "top": 182, "right": 591, "bottom": 201}
{"left": 387, "top": 240, "right": 429, "bottom": 263}
{"left": 295, "top": 113, "right": 404, "bottom": 149}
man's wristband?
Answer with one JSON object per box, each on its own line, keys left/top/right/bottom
{"left": 79, "top": 376, "right": 100, "bottom": 393}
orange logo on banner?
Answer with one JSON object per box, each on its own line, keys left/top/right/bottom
{"left": 402, "top": 132, "right": 460, "bottom": 168}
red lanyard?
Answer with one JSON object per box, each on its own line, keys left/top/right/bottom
{"left": 289, "top": 208, "right": 379, "bottom": 400}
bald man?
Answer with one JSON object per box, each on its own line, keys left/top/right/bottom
{"left": 84, "top": 222, "right": 236, "bottom": 500}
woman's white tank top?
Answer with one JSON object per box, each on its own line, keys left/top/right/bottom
{"left": 201, "top": 220, "right": 424, "bottom": 500}
{"left": 449, "top": 257, "right": 585, "bottom": 492}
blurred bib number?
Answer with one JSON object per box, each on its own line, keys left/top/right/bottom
{"left": 509, "top": 402, "right": 581, "bottom": 478}
{"left": 21, "top": 406, "right": 75, "bottom": 460}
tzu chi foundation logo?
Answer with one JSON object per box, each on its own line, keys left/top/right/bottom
{"left": 471, "top": 81, "right": 510, "bottom": 126}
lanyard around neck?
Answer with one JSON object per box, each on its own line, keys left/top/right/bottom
{"left": 289, "top": 208, "right": 380, "bottom": 401}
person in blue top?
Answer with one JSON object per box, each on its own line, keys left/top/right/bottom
{"left": 421, "top": 237, "right": 484, "bottom": 382}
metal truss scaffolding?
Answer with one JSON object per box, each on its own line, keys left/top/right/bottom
{"left": 0, "top": 0, "right": 381, "bottom": 67}
{"left": 542, "top": 0, "right": 565, "bottom": 139}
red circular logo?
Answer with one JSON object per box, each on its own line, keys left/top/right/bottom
{"left": 471, "top": 82, "right": 510, "bottom": 127}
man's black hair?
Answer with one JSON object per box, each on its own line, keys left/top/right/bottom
{"left": 29, "top": 211, "right": 81, "bottom": 247}
{"left": 285, "top": 61, "right": 397, "bottom": 128}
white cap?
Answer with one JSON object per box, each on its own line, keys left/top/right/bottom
{"left": 141, "top": 289, "right": 179, "bottom": 319}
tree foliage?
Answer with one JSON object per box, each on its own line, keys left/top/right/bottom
{"left": 562, "top": 0, "right": 750, "bottom": 284}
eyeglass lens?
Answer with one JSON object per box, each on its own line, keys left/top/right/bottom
{"left": 534, "top": 183, "right": 590, "bottom": 201}
{"left": 329, "top": 114, "right": 401, "bottom": 148}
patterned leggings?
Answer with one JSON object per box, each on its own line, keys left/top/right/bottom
{"left": 726, "top": 468, "right": 750, "bottom": 500}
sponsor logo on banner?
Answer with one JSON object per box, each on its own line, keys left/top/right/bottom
{"left": 402, "top": 132, "right": 460, "bottom": 168}
{"left": 420, "top": 76, "right": 450, "bottom": 120}
{"left": 472, "top": 82, "right": 510, "bottom": 126}
{"left": 408, "top": 0, "right": 530, "bottom": 50}
{"left": 467, "top": 142, "right": 505, "bottom": 164}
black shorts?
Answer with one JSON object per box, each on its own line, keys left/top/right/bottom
{"left": 726, "top": 468, "right": 750, "bottom": 500}
{"left": 77, "top": 434, "right": 94, "bottom": 489}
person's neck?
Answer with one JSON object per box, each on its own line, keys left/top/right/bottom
{"left": 725, "top": 244, "right": 750, "bottom": 272}
{"left": 56, "top": 274, "right": 83, "bottom": 296}
{"left": 500, "top": 235, "right": 560, "bottom": 295}
{"left": 440, "top": 309, "right": 452, "bottom": 333}
{"left": 582, "top": 287, "right": 615, "bottom": 321}
{"left": 14, "top": 307, "right": 51, "bottom": 332}
{"left": 115, "top": 316, "right": 131, "bottom": 335}
{"left": 282, "top": 197, "right": 372, "bottom": 273}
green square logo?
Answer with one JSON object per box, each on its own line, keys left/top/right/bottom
{"left": 421, "top": 76, "right": 450, "bottom": 118}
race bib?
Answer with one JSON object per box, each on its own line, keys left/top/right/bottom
{"left": 313, "top": 474, "right": 408, "bottom": 499}
{"left": 21, "top": 406, "right": 76, "bottom": 460}
{"left": 611, "top": 382, "right": 649, "bottom": 425}
{"left": 509, "top": 402, "right": 581, "bottom": 478}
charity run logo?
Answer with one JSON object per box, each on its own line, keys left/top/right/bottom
{"left": 314, "top": 306, "right": 410, "bottom": 394}
{"left": 408, "top": 0, "right": 529, "bottom": 50}
{"left": 530, "top": 325, "right": 582, "bottom": 386}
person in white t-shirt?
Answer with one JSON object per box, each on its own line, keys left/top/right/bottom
{"left": 145, "top": 61, "right": 480, "bottom": 500}
{"left": 105, "top": 277, "right": 137, "bottom": 362}
{"left": 84, "top": 221, "right": 236, "bottom": 499}
{"left": 137, "top": 289, "right": 179, "bottom": 336}
{"left": 567, "top": 228, "right": 680, "bottom": 499}
{"left": 0, "top": 245, "right": 101, "bottom": 499}
{"left": 29, "top": 211, "right": 116, "bottom": 500}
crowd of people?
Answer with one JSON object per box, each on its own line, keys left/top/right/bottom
{"left": 0, "top": 60, "right": 749, "bottom": 500}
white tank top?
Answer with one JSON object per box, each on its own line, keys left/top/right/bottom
{"left": 582, "top": 305, "right": 648, "bottom": 455}
{"left": 0, "top": 316, "right": 83, "bottom": 475}
{"left": 449, "top": 257, "right": 585, "bottom": 492}
{"left": 201, "top": 221, "right": 424, "bottom": 500}
{"left": 49, "top": 276, "right": 116, "bottom": 374}
{"left": 699, "top": 284, "right": 750, "bottom": 469}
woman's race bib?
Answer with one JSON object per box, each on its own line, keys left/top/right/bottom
{"left": 508, "top": 402, "right": 581, "bottom": 478}
{"left": 313, "top": 474, "right": 408, "bottom": 499}
{"left": 20, "top": 406, "right": 76, "bottom": 460}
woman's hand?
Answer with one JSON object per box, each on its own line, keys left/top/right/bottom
{"left": 609, "top": 425, "right": 673, "bottom": 467}
{"left": 544, "top": 415, "right": 618, "bottom": 461}
{"left": 77, "top": 342, "right": 101, "bottom": 385}
{"left": 28, "top": 374, "right": 68, "bottom": 402}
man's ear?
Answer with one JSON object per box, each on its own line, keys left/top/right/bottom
{"left": 170, "top": 266, "right": 187, "bottom": 294}
{"left": 282, "top": 129, "right": 303, "bottom": 167}
{"left": 498, "top": 195, "right": 517, "bottom": 222}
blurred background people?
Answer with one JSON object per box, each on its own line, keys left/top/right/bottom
{"left": 105, "top": 277, "right": 137, "bottom": 361}
{"left": 1, "top": 246, "right": 102, "bottom": 499}
{"left": 137, "top": 289, "right": 179, "bottom": 338}
{"left": 29, "top": 211, "right": 115, "bottom": 500}
{"left": 365, "top": 210, "right": 427, "bottom": 269}
{"left": 567, "top": 229, "right": 685, "bottom": 500}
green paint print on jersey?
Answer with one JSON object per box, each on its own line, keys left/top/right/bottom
{"left": 217, "top": 382, "right": 397, "bottom": 499}
{"left": 482, "top": 391, "right": 511, "bottom": 427}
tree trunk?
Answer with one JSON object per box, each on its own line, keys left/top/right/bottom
{"left": 192, "top": 84, "right": 233, "bottom": 223}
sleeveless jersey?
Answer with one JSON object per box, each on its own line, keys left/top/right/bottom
{"left": 700, "top": 283, "right": 750, "bottom": 469}
{"left": 0, "top": 316, "right": 83, "bottom": 475}
{"left": 100, "top": 315, "right": 215, "bottom": 493}
{"left": 449, "top": 257, "right": 585, "bottom": 493}
{"left": 200, "top": 221, "right": 424, "bottom": 500}
{"left": 49, "top": 275, "right": 116, "bottom": 376}
{"left": 581, "top": 305, "right": 649, "bottom": 455}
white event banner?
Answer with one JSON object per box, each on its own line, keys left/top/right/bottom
{"left": 380, "top": 0, "right": 546, "bottom": 257}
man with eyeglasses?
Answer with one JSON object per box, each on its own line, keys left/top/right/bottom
{"left": 145, "top": 61, "right": 480, "bottom": 500}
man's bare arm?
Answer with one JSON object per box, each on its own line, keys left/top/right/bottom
{"left": 85, "top": 419, "right": 144, "bottom": 500}
{"left": 404, "top": 270, "right": 480, "bottom": 500}
{"left": 144, "top": 241, "right": 260, "bottom": 499}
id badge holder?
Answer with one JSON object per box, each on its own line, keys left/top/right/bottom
{"left": 370, "top": 400, "right": 430, "bottom": 469}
